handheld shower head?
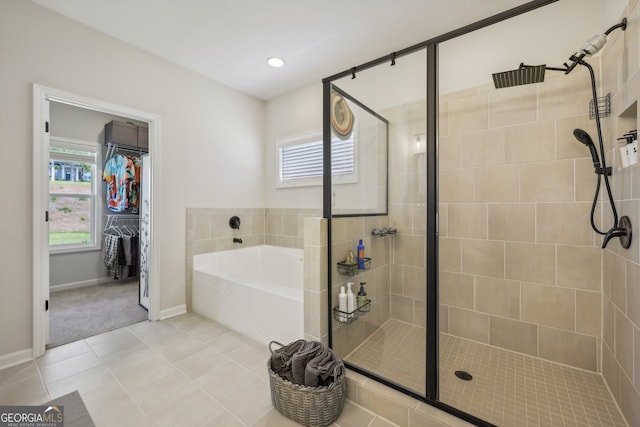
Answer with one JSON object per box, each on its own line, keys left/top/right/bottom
{"left": 573, "top": 128, "right": 601, "bottom": 167}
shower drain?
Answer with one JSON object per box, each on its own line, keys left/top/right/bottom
{"left": 454, "top": 370, "right": 473, "bottom": 381}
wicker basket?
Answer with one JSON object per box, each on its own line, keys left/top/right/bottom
{"left": 267, "top": 341, "right": 346, "bottom": 427}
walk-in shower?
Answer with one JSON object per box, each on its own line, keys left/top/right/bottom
{"left": 323, "top": 2, "right": 635, "bottom": 426}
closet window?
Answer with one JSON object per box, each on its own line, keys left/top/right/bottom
{"left": 48, "top": 137, "right": 101, "bottom": 253}
{"left": 277, "top": 132, "right": 356, "bottom": 188}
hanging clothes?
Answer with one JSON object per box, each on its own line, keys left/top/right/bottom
{"left": 103, "top": 154, "right": 138, "bottom": 212}
{"left": 103, "top": 226, "right": 140, "bottom": 280}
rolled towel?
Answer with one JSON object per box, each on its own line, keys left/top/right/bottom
{"left": 291, "top": 341, "right": 323, "bottom": 385}
{"left": 270, "top": 339, "right": 306, "bottom": 383}
{"left": 305, "top": 347, "right": 341, "bottom": 387}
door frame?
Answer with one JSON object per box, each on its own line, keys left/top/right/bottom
{"left": 32, "top": 84, "right": 162, "bottom": 357}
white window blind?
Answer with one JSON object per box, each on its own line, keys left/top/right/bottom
{"left": 279, "top": 135, "right": 355, "bottom": 185}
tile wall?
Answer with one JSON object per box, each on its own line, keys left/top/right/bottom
{"left": 185, "top": 207, "right": 321, "bottom": 310}
{"left": 437, "top": 2, "right": 640, "bottom": 423}
{"left": 384, "top": 102, "right": 428, "bottom": 328}
{"left": 600, "top": 1, "right": 640, "bottom": 425}
{"left": 331, "top": 216, "right": 392, "bottom": 357}
{"left": 438, "top": 59, "right": 603, "bottom": 371}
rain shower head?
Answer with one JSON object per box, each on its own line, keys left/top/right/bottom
{"left": 492, "top": 64, "right": 546, "bottom": 89}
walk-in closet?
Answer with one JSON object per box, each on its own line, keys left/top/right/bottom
{"left": 47, "top": 103, "right": 149, "bottom": 348}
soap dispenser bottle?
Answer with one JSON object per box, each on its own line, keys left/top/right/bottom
{"left": 338, "top": 286, "right": 347, "bottom": 322}
{"left": 357, "top": 282, "right": 367, "bottom": 309}
{"left": 346, "top": 282, "right": 355, "bottom": 314}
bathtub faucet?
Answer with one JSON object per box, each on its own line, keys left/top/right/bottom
{"left": 233, "top": 237, "right": 243, "bottom": 244}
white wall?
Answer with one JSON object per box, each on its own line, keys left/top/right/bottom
{"left": 264, "top": 83, "right": 323, "bottom": 209}
{"left": 0, "top": 1, "right": 264, "bottom": 358}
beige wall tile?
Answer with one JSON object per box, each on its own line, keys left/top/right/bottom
{"left": 389, "top": 204, "right": 413, "bottom": 235}
{"left": 475, "top": 165, "right": 519, "bottom": 202}
{"left": 556, "top": 115, "right": 597, "bottom": 160}
{"left": 539, "top": 326, "right": 598, "bottom": 371}
{"left": 627, "top": 261, "right": 640, "bottom": 328}
{"left": 576, "top": 290, "right": 601, "bottom": 337}
{"left": 538, "top": 67, "right": 596, "bottom": 121}
{"left": 609, "top": 253, "right": 627, "bottom": 313}
{"left": 620, "top": 373, "right": 640, "bottom": 427}
{"left": 303, "top": 217, "right": 326, "bottom": 246}
{"left": 439, "top": 305, "right": 448, "bottom": 333}
{"left": 488, "top": 203, "right": 535, "bottom": 242}
{"left": 489, "top": 83, "right": 537, "bottom": 128}
{"left": 489, "top": 316, "right": 537, "bottom": 356}
{"left": 357, "top": 386, "right": 409, "bottom": 427}
{"left": 304, "top": 290, "right": 321, "bottom": 338}
{"left": 438, "top": 203, "right": 448, "bottom": 237}
{"left": 615, "top": 308, "right": 634, "bottom": 380}
{"left": 448, "top": 307, "right": 489, "bottom": 343}
{"left": 391, "top": 294, "right": 414, "bottom": 323}
{"left": 505, "top": 242, "right": 555, "bottom": 285}
{"left": 522, "top": 283, "right": 574, "bottom": 331}
{"left": 439, "top": 238, "right": 461, "bottom": 272}
{"left": 635, "top": 326, "right": 640, "bottom": 396}
{"left": 303, "top": 244, "right": 326, "bottom": 293}
{"left": 440, "top": 169, "right": 474, "bottom": 203}
{"left": 602, "top": 343, "right": 620, "bottom": 403}
{"left": 603, "top": 298, "right": 615, "bottom": 351}
{"left": 193, "top": 214, "right": 211, "bottom": 239}
{"left": 414, "top": 299, "right": 426, "bottom": 327}
{"left": 266, "top": 213, "right": 282, "bottom": 236}
{"left": 449, "top": 92, "right": 489, "bottom": 134}
{"left": 624, "top": 1, "right": 640, "bottom": 83}
{"left": 439, "top": 134, "right": 460, "bottom": 170}
{"left": 575, "top": 158, "right": 600, "bottom": 202}
{"left": 520, "top": 160, "right": 574, "bottom": 202}
{"left": 447, "top": 204, "right": 487, "bottom": 239}
{"left": 475, "top": 277, "right": 520, "bottom": 319}
{"left": 403, "top": 266, "right": 426, "bottom": 301}
{"left": 557, "top": 245, "right": 602, "bottom": 290}
{"left": 392, "top": 235, "right": 425, "bottom": 268}
{"left": 460, "top": 129, "right": 504, "bottom": 168}
{"left": 440, "top": 272, "right": 474, "bottom": 310}
{"left": 439, "top": 101, "right": 449, "bottom": 137}
{"left": 504, "top": 121, "right": 555, "bottom": 164}
{"left": 461, "top": 239, "right": 505, "bottom": 278}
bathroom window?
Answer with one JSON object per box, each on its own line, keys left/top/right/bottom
{"left": 48, "top": 137, "right": 101, "bottom": 253}
{"left": 277, "top": 132, "right": 356, "bottom": 187}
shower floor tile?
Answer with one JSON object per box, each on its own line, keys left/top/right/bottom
{"left": 345, "top": 320, "right": 627, "bottom": 427}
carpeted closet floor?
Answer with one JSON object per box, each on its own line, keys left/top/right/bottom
{"left": 48, "top": 280, "right": 147, "bottom": 348}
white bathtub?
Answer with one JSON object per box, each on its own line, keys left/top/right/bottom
{"left": 192, "top": 245, "right": 304, "bottom": 346}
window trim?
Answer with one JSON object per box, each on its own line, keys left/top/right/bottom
{"left": 48, "top": 136, "right": 102, "bottom": 254}
{"left": 276, "top": 131, "right": 357, "bottom": 188}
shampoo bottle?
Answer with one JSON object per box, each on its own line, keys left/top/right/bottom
{"left": 357, "top": 282, "right": 367, "bottom": 308}
{"left": 357, "top": 239, "right": 365, "bottom": 270}
{"left": 346, "top": 282, "right": 355, "bottom": 313}
{"left": 338, "top": 286, "right": 347, "bottom": 322}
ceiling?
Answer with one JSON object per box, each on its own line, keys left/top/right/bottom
{"left": 30, "top": 0, "right": 551, "bottom": 100}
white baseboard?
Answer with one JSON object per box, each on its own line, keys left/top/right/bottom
{"left": 50, "top": 277, "right": 118, "bottom": 293}
{"left": 159, "top": 304, "right": 187, "bottom": 320}
{"left": 0, "top": 349, "right": 33, "bottom": 371}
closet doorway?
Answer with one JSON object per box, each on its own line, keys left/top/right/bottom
{"left": 32, "top": 84, "right": 162, "bottom": 357}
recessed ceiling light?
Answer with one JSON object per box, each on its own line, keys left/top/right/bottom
{"left": 267, "top": 57, "right": 285, "bottom": 68}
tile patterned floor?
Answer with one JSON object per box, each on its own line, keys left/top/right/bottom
{"left": 346, "top": 319, "right": 628, "bottom": 427}
{"left": 0, "top": 313, "right": 460, "bottom": 427}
